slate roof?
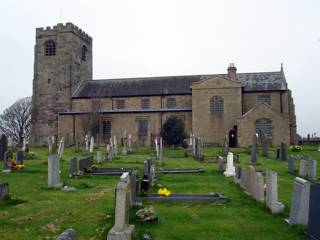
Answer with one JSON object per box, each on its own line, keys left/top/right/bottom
{"left": 72, "top": 71, "right": 287, "bottom": 98}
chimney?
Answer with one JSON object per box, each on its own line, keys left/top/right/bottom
{"left": 227, "top": 63, "right": 237, "bottom": 80}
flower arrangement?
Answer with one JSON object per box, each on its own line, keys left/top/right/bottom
{"left": 157, "top": 187, "right": 171, "bottom": 197}
{"left": 290, "top": 145, "right": 302, "bottom": 152}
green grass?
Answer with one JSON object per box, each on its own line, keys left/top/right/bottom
{"left": 0, "top": 145, "right": 319, "bottom": 239}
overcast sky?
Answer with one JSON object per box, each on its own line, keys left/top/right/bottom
{"left": 0, "top": 0, "right": 319, "bottom": 136}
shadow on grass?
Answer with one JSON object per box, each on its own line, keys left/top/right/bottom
{"left": 0, "top": 197, "right": 27, "bottom": 208}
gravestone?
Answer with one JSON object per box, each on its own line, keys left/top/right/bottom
{"left": 234, "top": 166, "right": 241, "bottom": 184}
{"left": 217, "top": 156, "right": 225, "bottom": 173}
{"left": 308, "top": 160, "right": 317, "bottom": 181}
{"left": 0, "top": 134, "right": 8, "bottom": 161}
{"left": 16, "top": 151, "right": 24, "bottom": 164}
{"left": 253, "top": 172, "right": 265, "bottom": 203}
{"left": 107, "top": 144, "right": 113, "bottom": 161}
{"left": 48, "top": 154, "right": 62, "bottom": 188}
{"left": 57, "top": 137, "right": 64, "bottom": 159}
{"left": 0, "top": 182, "right": 9, "bottom": 200}
{"left": 150, "top": 164, "right": 156, "bottom": 187}
{"left": 288, "top": 155, "right": 295, "bottom": 173}
{"left": 85, "top": 135, "right": 89, "bottom": 152}
{"left": 114, "top": 136, "right": 118, "bottom": 156}
{"left": 130, "top": 171, "right": 138, "bottom": 203}
{"left": 89, "top": 136, "right": 94, "bottom": 153}
{"left": 79, "top": 156, "right": 93, "bottom": 172}
{"left": 266, "top": 171, "right": 284, "bottom": 214}
{"left": 261, "top": 133, "right": 269, "bottom": 157}
{"left": 3, "top": 151, "right": 12, "bottom": 172}
{"left": 57, "top": 228, "right": 76, "bottom": 240}
{"left": 159, "top": 137, "right": 163, "bottom": 166}
{"left": 240, "top": 166, "right": 249, "bottom": 190}
{"left": 155, "top": 138, "right": 159, "bottom": 159}
{"left": 306, "top": 182, "right": 320, "bottom": 240}
{"left": 287, "top": 177, "right": 310, "bottom": 225}
{"left": 223, "top": 152, "right": 235, "bottom": 177}
{"left": 97, "top": 151, "right": 103, "bottom": 163}
{"left": 276, "top": 148, "right": 280, "bottom": 159}
{"left": 246, "top": 166, "right": 256, "bottom": 195}
{"left": 128, "top": 134, "right": 132, "bottom": 153}
{"left": 251, "top": 134, "right": 258, "bottom": 164}
{"left": 122, "top": 130, "right": 128, "bottom": 156}
{"left": 107, "top": 176, "right": 135, "bottom": 240}
{"left": 299, "top": 159, "right": 308, "bottom": 177}
{"left": 280, "top": 143, "right": 287, "bottom": 160}
{"left": 70, "top": 157, "right": 77, "bottom": 176}
{"left": 267, "top": 150, "right": 275, "bottom": 159}
{"left": 223, "top": 135, "right": 229, "bottom": 156}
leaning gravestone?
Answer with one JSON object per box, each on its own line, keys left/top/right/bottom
{"left": 280, "top": 143, "right": 287, "bottom": 160}
{"left": 48, "top": 154, "right": 62, "bottom": 188}
{"left": 307, "top": 160, "right": 317, "bottom": 181}
{"left": 107, "top": 174, "right": 135, "bottom": 240}
{"left": 0, "top": 182, "right": 9, "bottom": 200}
{"left": 251, "top": 134, "right": 258, "bottom": 165}
{"left": 286, "top": 177, "right": 310, "bottom": 225}
{"left": 0, "top": 134, "right": 8, "bottom": 161}
{"left": 306, "top": 182, "right": 320, "bottom": 240}
{"left": 266, "top": 171, "right": 284, "bottom": 214}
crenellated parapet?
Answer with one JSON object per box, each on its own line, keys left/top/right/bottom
{"left": 36, "top": 22, "right": 92, "bottom": 43}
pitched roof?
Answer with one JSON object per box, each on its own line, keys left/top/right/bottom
{"left": 72, "top": 71, "right": 287, "bottom": 98}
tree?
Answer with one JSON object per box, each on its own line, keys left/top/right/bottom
{"left": 0, "top": 97, "right": 32, "bottom": 146}
{"left": 160, "top": 116, "right": 186, "bottom": 146}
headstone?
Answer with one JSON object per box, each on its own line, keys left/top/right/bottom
{"left": 16, "top": 151, "right": 24, "bottom": 164}
{"left": 114, "top": 136, "right": 117, "bottom": 156}
{"left": 48, "top": 154, "right": 62, "bottom": 188}
{"left": 306, "top": 182, "right": 320, "bottom": 240}
{"left": 246, "top": 166, "right": 256, "bottom": 195}
{"left": 287, "top": 177, "right": 310, "bottom": 225}
{"left": 122, "top": 130, "right": 128, "bottom": 156}
{"left": 89, "top": 136, "right": 94, "bottom": 153}
{"left": 280, "top": 143, "right": 287, "bottom": 160}
{"left": 308, "top": 160, "right": 317, "bottom": 181}
{"left": 251, "top": 134, "right": 258, "bottom": 164}
{"left": 97, "top": 151, "right": 103, "bottom": 163}
{"left": 217, "top": 156, "right": 224, "bottom": 173}
{"left": 107, "top": 144, "right": 113, "bottom": 161}
{"left": 3, "top": 151, "right": 12, "bottom": 172}
{"left": 159, "top": 137, "right": 163, "bottom": 166}
{"left": 234, "top": 166, "right": 242, "bottom": 184}
{"left": 85, "top": 135, "right": 89, "bottom": 151}
{"left": 261, "top": 133, "right": 269, "bottom": 157}
{"left": 276, "top": 148, "right": 280, "bottom": 159}
{"left": 299, "top": 159, "right": 308, "bottom": 177}
{"left": 107, "top": 180, "right": 134, "bottom": 240}
{"left": 192, "top": 134, "right": 196, "bottom": 156}
{"left": 155, "top": 138, "right": 159, "bottom": 159}
{"left": 57, "top": 228, "right": 76, "bottom": 240}
{"left": 0, "top": 182, "right": 9, "bottom": 200}
{"left": 223, "top": 135, "right": 229, "bottom": 156}
{"left": 79, "top": 156, "right": 93, "bottom": 172}
{"left": 150, "top": 164, "right": 156, "bottom": 187}
{"left": 253, "top": 172, "right": 265, "bottom": 203}
{"left": 223, "top": 152, "right": 235, "bottom": 177}
{"left": 288, "top": 155, "right": 295, "bottom": 173}
{"left": 240, "top": 166, "right": 249, "bottom": 189}
{"left": 267, "top": 150, "right": 275, "bottom": 159}
{"left": 266, "top": 171, "right": 284, "bottom": 214}
{"left": 70, "top": 157, "right": 77, "bottom": 176}
{"left": 57, "top": 137, "right": 64, "bottom": 159}
{"left": 0, "top": 134, "right": 8, "bottom": 161}
{"left": 130, "top": 171, "right": 138, "bottom": 203}
{"left": 128, "top": 134, "right": 132, "bottom": 152}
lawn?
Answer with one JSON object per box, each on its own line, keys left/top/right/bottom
{"left": 0, "top": 145, "right": 319, "bottom": 240}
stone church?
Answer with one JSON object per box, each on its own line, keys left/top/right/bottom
{"left": 31, "top": 23, "right": 297, "bottom": 147}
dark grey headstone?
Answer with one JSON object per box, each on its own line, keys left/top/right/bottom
{"left": 217, "top": 156, "right": 224, "bottom": 173}
{"left": 280, "top": 143, "right": 287, "bottom": 160}
{"left": 70, "top": 157, "right": 77, "bottom": 176}
{"left": 306, "top": 183, "right": 320, "bottom": 240}
{"left": 0, "top": 182, "right": 9, "bottom": 200}
{"left": 79, "top": 156, "right": 93, "bottom": 172}
{"left": 16, "top": 151, "right": 24, "bottom": 164}
{"left": 0, "top": 135, "right": 8, "bottom": 161}
{"left": 57, "top": 228, "right": 76, "bottom": 240}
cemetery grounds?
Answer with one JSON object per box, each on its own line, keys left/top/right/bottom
{"left": 0, "top": 145, "right": 319, "bottom": 240}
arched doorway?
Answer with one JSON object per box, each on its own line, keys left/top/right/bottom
{"left": 229, "top": 126, "right": 237, "bottom": 147}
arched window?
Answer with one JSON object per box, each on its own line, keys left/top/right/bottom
{"left": 44, "top": 40, "right": 56, "bottom": 56}
{"left": 81, "top": 45, "right": 87, "bottom": 61}
{"left": 210, "top": 96, "right": 224, "bottom": 114}
{"left": 256, "top": 118, "right": 272, "bottom": 137}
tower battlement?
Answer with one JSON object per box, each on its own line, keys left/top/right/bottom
{"left": 36, "top": 22, "right": 92, "bottom": 43}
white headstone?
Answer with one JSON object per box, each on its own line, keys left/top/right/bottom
{"left": 85, "top": 135, "right": 89, "bottom": 151}
{"left": 89, "top": 136, "right": 94, "bottom": 153}
{"left": 223, "top": 152, "right": 235, "bottom": 177}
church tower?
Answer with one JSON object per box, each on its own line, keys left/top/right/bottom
{"left": 31, "top": 23, "right": 92, "bottom": 146}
